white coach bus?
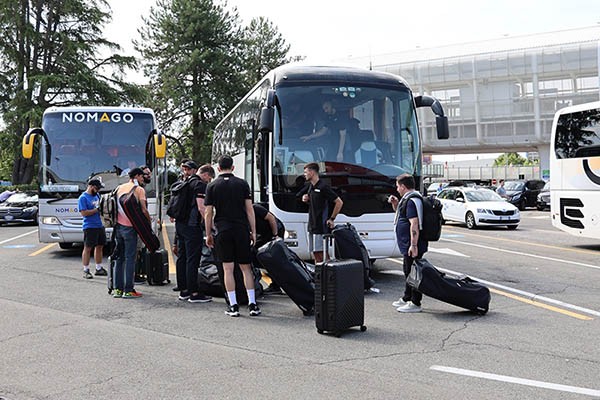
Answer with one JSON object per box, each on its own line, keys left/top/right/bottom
{"left": 550, "top": 101, "right": 600, "bottom": 240}
{"left": 212, "top": 64, "right": 449, "bottom": 260}
{"left": 22, "top": 106, "right": 167, "bottom": 248}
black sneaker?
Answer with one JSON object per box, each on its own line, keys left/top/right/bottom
{"left": 94, "top": 267, "right": 108, "bottom": 276}
{"left": 178, "top": 291, "right": 190, "bottom": 301}
{"left": 172, "top": 286, "right": 180, "bottom": 292}
{"left": 263, "top": 283, "right": 283, "bottom": 295}
{"left": 188, "top": 294, "right": 212, "bottom": 303}
{"left": 248, "top": 303, "right": 261, "bottom": 316}
{"left": 134, "top": 276, "right": 146, "bottom": 285}
{"left": 83, "top": 270, "right": 93, "bottom": 279}
{"left": 225, "top": 304, "right": 240, "bottom": 317}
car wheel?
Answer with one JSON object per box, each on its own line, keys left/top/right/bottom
{"left": 536, "top": 205, "right": 544, "bottom": 211}
{"left": 519, "top": 199, "right": 527, "bottom": 211}
{"left": 465, "top": 212, "right": 476, "bottom": 229}
{"left": 59, "top": 242, "right": 74, "bottom": 249}
{"left": 507, "top": 225, "right": 518, "bottom": 230}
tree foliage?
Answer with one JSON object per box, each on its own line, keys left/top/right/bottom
{"left": 136, "top": 0, "right": 291, "bottom": 164}
{"left": 493, "top": 152, "right": 536, "bottom": 166}
{"left": 0, "top": 0, "right": 146, "bottom": 183}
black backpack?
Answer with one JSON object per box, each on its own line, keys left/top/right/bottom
{"left": 399, "top": 192, "right": 443, "bottom": 242}
{"left": 166, "top": 177, "right": 194, "bottom": 221}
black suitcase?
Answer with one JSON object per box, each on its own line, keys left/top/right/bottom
{"left": 315, "top": 236, "right": 366, "bottom": 336}
{"left": 332, "top": 223, "right": 375, "bottom": 290}
{"left": 256, "top": 239, "right": 315, "bottom": 315}
{"left": 408, "top": 258, "right": 490, "bottom": 314}
{"left": 143, "top": 248, "right": 170, "bottom": 285}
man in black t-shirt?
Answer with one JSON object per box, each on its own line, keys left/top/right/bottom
{"left": 174, "top": 160, "right": 212, "bottom": 304}
{"left": 300, "top": 162, "right": 343, "bottom": 263}
{"left": 253, "top": 203, "right": 285, "bottom": 294}
{"left": 205, "top": 155, "right": 260, "bottom": 317}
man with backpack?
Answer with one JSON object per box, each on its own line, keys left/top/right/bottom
{"left": 388, "top": 173, "right": 428, "bottom": 313}
{"left": 168, "top": 160, "right": 212, "bottom": 304}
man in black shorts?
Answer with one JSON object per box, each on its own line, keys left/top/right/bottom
{"left": 205, "top": 155, "right": 260, "bottom": 317}
{"left": 78, "top": 178, "right": 108, "bottom": 279}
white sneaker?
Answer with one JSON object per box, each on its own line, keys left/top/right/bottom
{"left": 396, "top": 302, "right": 422, "bottom": 313}
{"left": 392, "top": 298, "right": 407, "bottom": 308}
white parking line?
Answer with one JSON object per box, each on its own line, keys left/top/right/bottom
{"left": 0, "top": 229, "right": 37, "bottom": 245}
{"left": 430, "top": 365, "right": 600, "bottom": 397}
{"left": 442, "top": 237, "right": 600, "bottom": 271}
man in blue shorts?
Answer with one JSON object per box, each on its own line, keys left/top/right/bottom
{"left": 78, "top": 178, "right": 108, "bottom": 279}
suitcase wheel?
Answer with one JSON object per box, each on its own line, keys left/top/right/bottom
{"left": 317, "top": 329, "right": 324, "bottom": 334}
{"left": 334, "top": 331, "right": 342, "bottom": 338}
{"left": 360, "top": 325, "right": 367, "bottom": 332}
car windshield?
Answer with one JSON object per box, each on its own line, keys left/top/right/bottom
{"left": 465, "top": 190, "right": 503, "bottom": 202}
{"left": 504, "top": 181, "right": 524, "bottom": 191}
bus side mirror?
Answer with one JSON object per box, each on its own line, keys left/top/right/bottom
{"left": 415, "top": 95, "right": 449, "bottom": 140}
{"left": 258, "top": 107, "right": 274, "bottom": 134}
{"left": 153, "top": 132, "right": 166, "bottom": 159}
{"left": 22, "top": 127, "right": 51, "bottom": 163}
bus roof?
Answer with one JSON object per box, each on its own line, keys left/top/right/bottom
{"left": 269, "top": 64, "right": 411, "bottom": 90}
{"left": 43, "top": 106, "right": 156, "bottom": 116}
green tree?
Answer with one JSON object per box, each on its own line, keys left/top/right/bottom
{"left": 136, "top": 1, "right": 292, "bottom": 163}
{"left": 241, "top": 17, "right": 290, "bottom": 85}
{"left": 493, "top": 152, "right": 533, "bottom": 166}
{"left": 0, "top": 0, "right": 146, "bottom": 183}
{"left": 136, "top": 0, "right": 246, "bottom": 163}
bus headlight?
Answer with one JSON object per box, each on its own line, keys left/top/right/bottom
{"left": 284, "top": 230, "right": 297, "bottom": 240}
{"left": 41, "top": 216, "right": 60, "bottom": 225}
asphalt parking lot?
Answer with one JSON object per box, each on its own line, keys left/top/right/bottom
{"left": 2, "top": 211, "right": 600, "bottom": 399}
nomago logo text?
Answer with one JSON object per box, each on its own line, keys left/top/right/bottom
{"left": 62, "top": 112, "right": 134, "bottom": 124}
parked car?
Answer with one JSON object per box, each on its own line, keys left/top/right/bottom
{"left": 504, "top": 179, "right": 546, "bottom": 210}
{"left": 536, "top": 181, "right": 550, "bottom": 211}
{"left": 437, "top": 186, "right": 520, "bottom": 229}
{"left": 426, "top": 182, "right": 447, "bottom": 198}
{"left": 0, "top": 192, "right": 39, "bottom": 225}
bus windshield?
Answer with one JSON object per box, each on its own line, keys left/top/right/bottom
{"left": 40, "top": 111, "right": 155, "bottom": 193}
{"left": 271, "top": 84, "right": 420, "bottom": 216}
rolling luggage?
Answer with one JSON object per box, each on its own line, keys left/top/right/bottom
{"left": 119, "top": 186, "right": 160, "bottom": 252}
{"left": 407, "top": 258, "right": 490, "bottom": 314}
{"left": 142, "top": 248, "right": 170, "bottom": 285}
{"left": 315, "top": 236, "right": 366, "bottom": 337}
{"left": 332, "top": 223, "right": 375, "bottom": 290}
{"left": 256, "top": 239, "right": 315, "bottom": 315}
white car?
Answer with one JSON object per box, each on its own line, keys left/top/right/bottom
{"left": 437, "top": 187, "right": 520, "bottom": 230}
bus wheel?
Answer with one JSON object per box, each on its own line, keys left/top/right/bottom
{"left": 59, "top": 242, "right": 73, "bottom": 249}
{"left": 465, "top": 212, "right": 476, "bottom": 229}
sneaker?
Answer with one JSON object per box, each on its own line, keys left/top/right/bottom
{"left": 134, "top": 276, "right": 146, "bottom": 285}
{"left": 188, "top": 294, "right": 212, "bottom": 303}
{"left": 396, "top": 302, "right": 422, "bottom": 313}
{"left": 392, "top": 297, "right": 408, "bottom": 308}
{"left": 172, "top": 286, "right": 180, "bottom": 292}
{"left": 248, "top": 303, "right": 261, "bottom": 316}
{"left": 225, "top": 304, "right": 240, "bottom": 317}
{"left": 94, "top": 267, "right": 108, "bottom": 276}
{"left": 83, "top": 270, "right": 93, "bottom": 279}
{"left": 263, "top": 284, "right": 283, "bottom": 295}
{"left": 178, "top": 291, "right": 190, "bottom": 301}
{"left": 113, "top": 289, "right": 123, "bottom": 298}
{"left": 122, "top": 290, "right": 142, "bottom": 299}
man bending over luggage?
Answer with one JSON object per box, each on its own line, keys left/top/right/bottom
{"left": 299, "top": 162, "right": 343, "bottom": 263}
{"left": 205, "top": 155, "right": 261, "bottom": 317}
{"left": 388, "top": 173, "right": 428, "bottom": 313}
{"left": 253, "top": 203, "right": 285, "bottom": 294}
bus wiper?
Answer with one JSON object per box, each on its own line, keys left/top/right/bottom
{"left": 47, "top": 192, "right": 79, "bottom": 203}
{"left": 88, "top": 168, "right": 119, "bottom": 181}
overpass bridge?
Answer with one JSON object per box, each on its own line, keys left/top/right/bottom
{"left": 349, "top": 26, "right": 600, "bottom": 180}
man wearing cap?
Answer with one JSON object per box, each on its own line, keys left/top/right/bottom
{"left": 112, "top": 168, "right": 150, "bottom": 298}
{"left": 174, "top": 160, "right": 212, "bottom": 303}
{"left": 78, "top": 178, "right": 108, "bottom": 279}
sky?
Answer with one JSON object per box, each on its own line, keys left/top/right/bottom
{"left": 105, "top": 0, "right": 600, "bottom": 160}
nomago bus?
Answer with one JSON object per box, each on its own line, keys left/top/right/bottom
{"left": 22, "top": 106, "right": 167, "bottom": 249}
{"left": 213, "top": 64, "right": 449, "bottom": 260}
{"left": 550, "top": 101, "right": 600, "bottom": 240}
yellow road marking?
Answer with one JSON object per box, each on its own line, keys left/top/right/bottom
{"left": 489, "top": 288, "right": 593, "bottom": 320}
{"left": 161, "top": 224, "right": 176, "bottom": 274}
{"left": 442, "top": 226, "right": 599, "bottom": 257}
{"left": 28, "top": 243, "right": 57, "bottom": 257}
